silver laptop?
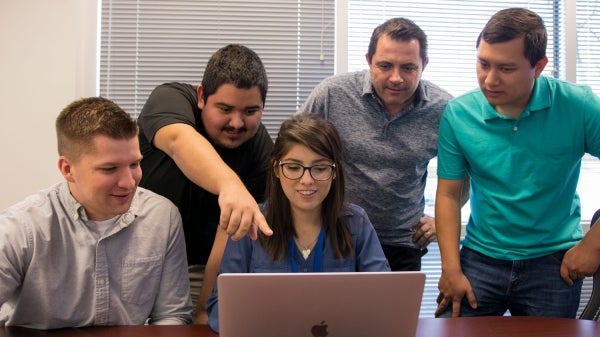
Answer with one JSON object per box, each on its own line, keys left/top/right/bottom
{"left": 218, "top": 271, "right": 425, "bottom": 337}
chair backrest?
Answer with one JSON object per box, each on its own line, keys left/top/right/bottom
{"left": 579, "top": 209, "right": 600, "bottom": 321}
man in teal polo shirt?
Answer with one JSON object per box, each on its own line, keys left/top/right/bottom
{"left": 435, "top": 7, "right": 600, "bottom": 318}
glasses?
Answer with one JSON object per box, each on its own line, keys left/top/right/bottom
{"left": 278, "top": 161, "right": 336, "bottom": 181}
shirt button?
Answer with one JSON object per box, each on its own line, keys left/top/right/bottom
{"left": 513, "top": 125, "right": 518, "bottom": 131}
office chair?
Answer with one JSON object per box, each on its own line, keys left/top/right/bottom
{"left": 579, "top": 209, "right": 600, "bottom": 321}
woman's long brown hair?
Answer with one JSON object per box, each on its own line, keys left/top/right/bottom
{"left": 259, "top": 113, "right": 353, "bottom": 261}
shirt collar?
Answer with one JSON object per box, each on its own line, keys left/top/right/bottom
{"left": 482, "top": 76, "right": 551, "bottom": 120}
{"left": 59, "top": 181, "right": 136, "bottom": 227}
{"left": 361, "top": 70, "right": 374, "bottom": 96}
{"left": 528, "top": 76, "right": 551, "bottom": 112}
{"left": 360, "top": 70, "right": 429, "bottom": 109}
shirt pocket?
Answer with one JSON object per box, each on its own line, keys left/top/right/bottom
{"left": 121, "top": 255, "right": 163, "bottom": 304}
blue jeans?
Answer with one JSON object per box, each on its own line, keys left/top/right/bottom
{"left": 438, "top": 247, "right": 582, "bottom": 318}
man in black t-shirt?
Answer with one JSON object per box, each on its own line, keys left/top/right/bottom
{"left": 137, "top": 44, "right": 274, "bottom": 323}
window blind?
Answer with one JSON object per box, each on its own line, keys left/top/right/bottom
{"left": 575, "top": 3, "right": 600, "bottom": 315}
{"left": 100, "top": 0, "right": 335, "bottom": 138}
{"left": 347, "top": 0, "right": 558, "bottom": 97}
{"left": 576, "top": 1, "right": 600, "bottom": 96}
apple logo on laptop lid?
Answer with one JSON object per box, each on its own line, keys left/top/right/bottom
{"left": 311, "top": 321, "right": 328, "bottom": 337}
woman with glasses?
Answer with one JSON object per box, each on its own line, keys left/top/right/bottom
{"left": 206, "top": 113, "right": 390, "bottom": 332}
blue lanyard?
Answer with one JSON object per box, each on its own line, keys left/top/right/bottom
{"left": 289, "top": 227, "right": 325, "bottom": 273}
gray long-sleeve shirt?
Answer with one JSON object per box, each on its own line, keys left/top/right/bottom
{"left": 0, "top": 182, "right": 193, "bottom": 329}
{"left": 301, "top": 70, "right": 452, "bottom": 247}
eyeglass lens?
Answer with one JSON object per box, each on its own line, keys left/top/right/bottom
{"left": 280, "top": 163, "right": 334, "bottom": 181}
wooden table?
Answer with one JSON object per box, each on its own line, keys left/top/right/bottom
{"left": 1, "top": 317, "right": 599, "bottom": 337}
{"left": 417, "top": 316, "right": 600, "bottom": 337}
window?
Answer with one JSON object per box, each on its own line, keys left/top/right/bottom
{"left": 347, "top": 1, "right": 558, "bottom": 97}
{"left": 100, "top": 0, "right": 335, "bottom": 137}
{"left": 346, "top": 0, "right": 597, "bottom": 317}
{"left": 345, "top": 0, "right": 600, "bottom": 222}
{"left": 575, "top": 1, "right": 600, "bottom": 234}
{"left": 575, "top": 1, "right": 600, "bottom": 96}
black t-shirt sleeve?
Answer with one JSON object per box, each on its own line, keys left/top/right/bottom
{"left": 137, "top": 82, "right": 199, "bottom": 144}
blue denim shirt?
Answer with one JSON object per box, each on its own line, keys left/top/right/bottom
{"left": 206, "top": 203, "right": 390, "bottom": 332}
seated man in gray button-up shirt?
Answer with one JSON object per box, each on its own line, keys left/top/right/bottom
{"left": 0, "top": 97, "right": 193, "bottom": 329}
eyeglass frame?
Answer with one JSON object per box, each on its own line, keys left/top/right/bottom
{"left": 277, "top": 160, "right": 336, "bottom": 181}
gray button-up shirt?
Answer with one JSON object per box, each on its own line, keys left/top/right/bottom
{"left": 0, "top": 182, "right": 193, "bottom": 329}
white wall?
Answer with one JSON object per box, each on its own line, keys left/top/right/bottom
{"left": 0, "top": 0, "right": 97, "bottom": 210}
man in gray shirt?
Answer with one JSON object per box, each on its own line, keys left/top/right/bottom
{"left": 0, "top": 97, "right": 193, "bottom": 329}
{"left": 301, "top": 18, "right": 464, "bottom": 270}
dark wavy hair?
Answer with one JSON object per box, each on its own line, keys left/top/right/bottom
{"left": 367, "top": 17, "right": 428, "bottom": 66}
{"left": 476, "top": 8, "right": 547, "bottom": 67}
{"left": 259, "top": 113, "right": 352, "bottom": 261}
{"left": 200, "top": 44, "right": 268, "bottom": 105}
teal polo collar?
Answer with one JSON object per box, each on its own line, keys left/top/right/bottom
{"left": 482, "top": 76, "right": 552, "bottom": 121}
